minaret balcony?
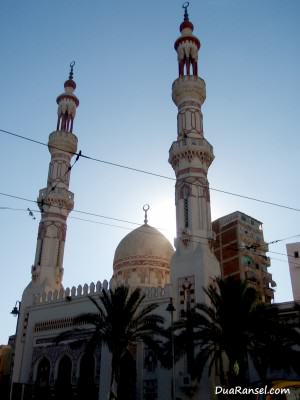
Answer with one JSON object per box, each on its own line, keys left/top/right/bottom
{"left": 172, "top": 76, "right": 206, "bottom": 107}
{"left": 38, "top": 187, "right": 74, "bottom": 214}
{"left": 169, "top": 137, "right": 214, "bottom": 170}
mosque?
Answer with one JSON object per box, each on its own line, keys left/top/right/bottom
{"left": 9, "top": 4, "right": 286, "bottom": 400}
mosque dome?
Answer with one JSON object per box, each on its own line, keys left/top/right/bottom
{"left": 112, "top": 222, "right": 174, "bottom": 288}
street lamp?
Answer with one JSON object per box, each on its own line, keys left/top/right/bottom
{"left": 166, "top": 297, "right": 176, "bottom": 400}
{"left": 10, "top": 301, "right": 21, "bottom": 400}
{"left": 11, "top": 301, "right": 21, "bottom": 317}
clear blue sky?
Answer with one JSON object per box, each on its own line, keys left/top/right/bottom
{"left": 1, "top": 0, "right": 300, "bottom": 344}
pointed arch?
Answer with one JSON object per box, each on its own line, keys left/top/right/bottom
{"left": 77, "top": 353, "right": 97, "bottom": 400}
{"left": 56, "top": 354, "right": 72, "bottom": 385}
{"left": 35, "top": 356, "right": 51, "bottom": 387}
{"left": 55, "top": 355, "right": 73, "bottom": 400}
{"left": 33, "top": 356, "right": 51, "bottom": 400}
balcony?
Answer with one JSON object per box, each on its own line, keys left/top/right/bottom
{"left": 245, "top": 270, "right": 258, "bottom": 282}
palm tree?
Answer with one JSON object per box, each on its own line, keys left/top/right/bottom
{"left": 174, "top": 277, "right": 299, "bottom": 389}
{"left": 74, "top": 285, "right": 165, "bottom": 400}
{"left": 249, "top": 301, "right": 300, "bottom": 382}
{"left": 173, "top": 277, "right": 257, "bottom": 386}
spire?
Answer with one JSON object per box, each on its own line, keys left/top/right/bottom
{"left": 69, "top": 60, "right": 75, "bottom": 80}
{"left": 143, "top": 204, "right": 150, "bottom": 225}
{"left": 56, "top": 62, "right": 79, "bottom": 133}
{"left": 175, "top": 2, "right": 200, "bottom": 77}
{"left": 183, "top": 1, "right": 190, "bottom": 22}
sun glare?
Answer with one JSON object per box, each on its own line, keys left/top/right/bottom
{"left": 148, "top": 197, "right": 176, "bottom": 246}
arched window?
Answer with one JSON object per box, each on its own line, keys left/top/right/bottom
{"left": 34, "top": 357, "right": 51, "bottom": 400}
{"left": 36, "top": 357, "right": 50, "bottom": 387}
{"left": 55, "top": 355, "right": 73, "bottom": 400}
{"left": 78, "top": 353, "right": 97, "bottom": 400}
{"left": 56, "top": 355, "right": 72, "bottom": 385}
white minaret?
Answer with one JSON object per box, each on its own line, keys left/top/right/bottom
{"left": 169, "top": 5, "right": 220, "bottom": 312}
{"left": 12, "top": 63, "right": 79, "bottom": 384}
{"left": 30, "top": 63, "right": 79, "bottom": 293}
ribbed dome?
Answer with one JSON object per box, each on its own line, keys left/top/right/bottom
{"left": 112, "top": 224, "right": 174, "bottom": 288}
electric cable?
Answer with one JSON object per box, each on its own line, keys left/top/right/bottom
{"left": 1, "top": 128, "right": 300, "bottom": 213}
{"left": 1, "top": 201, "right": 300, "bottom": 267}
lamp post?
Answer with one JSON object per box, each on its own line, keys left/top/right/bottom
{"left": 11, "top": 301, "right": 21, "bottom": 317}
{"left": 10, "top": 301, "right": 21, "bottom": 400}
{"left": 166, "top": 297, "right": 176, "bottom": 400}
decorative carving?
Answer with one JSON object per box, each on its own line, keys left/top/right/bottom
{"left": 114, "top": 254, "right": 171, "bottom": 271}
{"left": 177, "top": 107, "right": 203, "bottom": 138}
{"left": 179, "top": 183, "right": 191, "bottom": 200}
{"left": 178, "top": 276, "right": 195, "bottom": 314}
{"left": 180, "top": 230, "right": 192, "bottom": 247}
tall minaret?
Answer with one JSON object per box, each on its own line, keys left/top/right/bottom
{"left": 31, "top": 62, "right": 79, "bottom": 293}
{"left": 12, "top": 64, "right": 79, "bottom": 384}
{"left": 169, "top": 5, "right": 220, "bottom": 310}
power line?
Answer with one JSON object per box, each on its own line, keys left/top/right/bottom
{"left": 267, "top": 234, "right": 300, "bottom": 245}
{"left": 0, "top": 128, "right": 48, "bottom": 148}
{"left": 2, "top": 188, "right": 300, "bottom": 261}
{"left": 3, "top": 199, "right": 299, "bottom": 250}
{"left": 2, "top": 200, "right": 300, "bottom": 268}
{"left": 70, "top": 216, "right": 137, "bottom": 231}
{"left": 1, "top": 191, "right": 300, "bottom": 261}
{"left": 0, "top": 191, "right": 142, "bottom": 227}
{"left": 1, "top": 127, "right": 300, "bottom": 213}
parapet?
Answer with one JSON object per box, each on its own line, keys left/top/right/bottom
{"left": 33, "top": 280, "right": 171, "bottom": 305}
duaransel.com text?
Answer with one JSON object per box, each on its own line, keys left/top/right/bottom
{"left": 215, "top": 385, "right": 291, "bottom": 396}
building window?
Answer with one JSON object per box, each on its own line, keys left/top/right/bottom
{"left": 242, "top": 256, "right": 253, "bottom": 266}
{"left": 294, "top": 251, "right": 299, "bottom": 258}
